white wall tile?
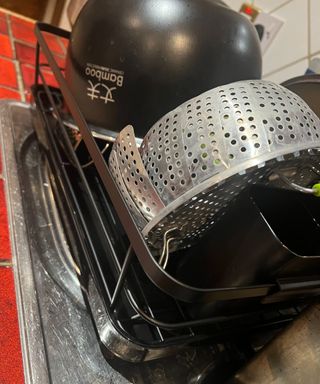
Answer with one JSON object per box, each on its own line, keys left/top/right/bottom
{"left": 262, "top": 0, "right": 308, "bottom": 75}
{"left": 310, "top": 0, "right": 320, "bottom": 54}
{"left": 253, "top": 0, "right": 293, "bottom": 13}
{"left": 223, "top": 0, "right": 244, "bottom": 12}
{"left": 224, "top": 0, "right": 308, "bottom": 76}
{"left": 224, "top": 0, "right": 293, "bottom": 13}
{"left": 59, "top": 0, "right": 71, "bottom": 31}
{"left": 263, "top": 59, "right": 308, "bottom": 84}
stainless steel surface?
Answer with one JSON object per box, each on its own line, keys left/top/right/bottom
{"left": 109, "top": 80, "right": 320, "bottom": 250}
{"left": 158, "top": 228, "right": 177, "bottom": 268}
{"left": 144, "top": 156, "right": 320, "bottom": 252}
{"left": 141, "top": 80, "right": 320, "bottom": 204}
{"left": 109, "top": 149, "right": 147, "bottom": 229}
{"left": 0, "top": 101, "right": 50, "bottom": 384}
{"left": 0, "top": 101, "right": 130, "bottom": 383}
{"left": 230, "top": 303, "right": 320, "bottom": 384}
{"left": 113, "top": 125, "right": 165, "bottom": 221}
{"left": 272, "top": 169, "right": 319, "bottom": 194}
{"left": 137, "top": 80, "right": 320, "bottom": 249}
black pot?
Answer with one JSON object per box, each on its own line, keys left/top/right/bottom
{"left": 66, "top": 0, "right": 262, "bottom": 137}
{"left": 175, "top": 185, "right": 320, "bottom": 316}
{"left": 282, "top": 74, "right": 320, "bottom": 119}
{"left": 176, "top": 185, "right": 320, "bottom": 289}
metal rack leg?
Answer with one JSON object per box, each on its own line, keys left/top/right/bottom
{"left": 110, "top": 245, "right": 133, "bottom": 311}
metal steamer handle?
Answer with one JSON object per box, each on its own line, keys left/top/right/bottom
{"left": 271, "top": 160, "right": 320, "bottom": 197}
{"left": 278, "top": 173, "right": 320, "bottom": 196}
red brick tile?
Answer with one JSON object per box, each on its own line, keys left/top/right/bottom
{"left": 0, "top": 86, "right": 20, "bottom": 100}
{"left": 21, "top": 63, "right": 58, "bottom": 92}
{"left": 25, "top": 90, "right": 33, "bottom": 103}
{"left": 14, "top": 41, "right": 34, "bottom": 64}
{"left": 0, "top": 57, "right": 17, "bottom": 88}
{"left": 0, "top": 268, "right": 24, "bottom": 384}
{"left": 0, "top": 179, "right": 11, "bottom": 259}
{"left": 15, "top": 41, "right": 66, "bottom": 67}
{"left": 10, "top": 15, "right": 36, "bottom": 45}
{"left": 11, "top": 16, "right": 64, "bottom": 55}
{"left": 55, "top": 54, "right": 66, "bottom": 69}
{"left": 0, "top": 14, "right": 8, "bottom": 35}
{"left": 42, "top": 68, "right": 59, "bottom": 87}
{"left": 20, "top": 63, "right": 35, "bottom": 90}
{"left": 60, "top": 37, "right": 69, "bottom": 51}
{"left": 0, "top": 33, "right": 13, "bottom": 58}
{"left": 43, "top": 32, "right": 64, "bottom": 55}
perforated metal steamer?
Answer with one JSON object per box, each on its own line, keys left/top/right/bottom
{"left": 109, "top": 80, "right": 320, "bottom": 252}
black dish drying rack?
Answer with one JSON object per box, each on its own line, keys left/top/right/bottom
{"left": 32, "top": 22, "right": 320, "bottom": 358}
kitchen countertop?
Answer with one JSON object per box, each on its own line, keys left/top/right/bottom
{"left": 0, "top": 9, "right": 67, "bottom": 383}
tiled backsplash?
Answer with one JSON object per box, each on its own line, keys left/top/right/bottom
{"left": 224, "top": 0, "right": 319, "bottom": 83}
{"left": 0, "top": 10, "right": 66, "bottom": 102}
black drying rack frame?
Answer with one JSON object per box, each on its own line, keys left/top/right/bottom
{"left": 32, "top": 22, "right": 319, "bottom": 350}
{"left": 33, "top": 22, "right": 273, "bottom": 304}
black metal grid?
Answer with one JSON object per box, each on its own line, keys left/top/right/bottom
{"left": 32, "top": 22, "right": 314, "bottom": 350}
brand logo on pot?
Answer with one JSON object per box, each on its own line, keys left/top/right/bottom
{"left": 85, "top": 63, "right": 124, "bottom": 104}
